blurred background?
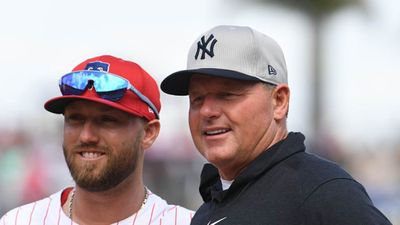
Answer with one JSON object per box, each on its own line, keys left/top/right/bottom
{"left": 0, "top": 0, "right": 399, "bottom": 223}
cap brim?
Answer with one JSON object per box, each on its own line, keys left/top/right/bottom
{"left": 161, "top": 68, "right": 261, "bottom": 95}
{"left": 44, "top": 95, "right": 140, "bottom": 117}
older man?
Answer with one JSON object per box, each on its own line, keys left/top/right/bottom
{"left": 161, "top": 25, "right": 392, "bottom": 225}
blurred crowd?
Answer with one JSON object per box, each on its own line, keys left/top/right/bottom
{"left": 1, "top": 122, "right": 399, "bottom": 223}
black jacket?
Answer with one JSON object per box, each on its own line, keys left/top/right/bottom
{"left": 191, "top": 132, "right": 392, "bottom": 225}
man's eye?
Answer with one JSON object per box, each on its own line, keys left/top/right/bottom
{"left": 65, "top": 115, "right": 84, "bottom": 123}
{"left": 219, "top": 93, "right": 236, "bottom": 98}
{"left": 101, "top": 116, "right": 118, "bottom": 123}
{"left": 191, "top": 96, "right": 204, "bottom": 105}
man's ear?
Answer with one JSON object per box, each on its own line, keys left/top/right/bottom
{"left": 141, "top": 119, "right": 160, "bottom": 150}
{"left": 272, "top": 84, "right": 290, "bottom": 120}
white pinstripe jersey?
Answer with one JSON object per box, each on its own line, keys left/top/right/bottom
{"left": 0, "top": 188, "right": 194, "bottom": 225}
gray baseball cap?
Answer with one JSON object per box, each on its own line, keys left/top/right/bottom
{"left": 161, "top": 25, "right": 288, "bottom": 95}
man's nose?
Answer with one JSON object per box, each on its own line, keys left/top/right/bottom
{"left": 79, "top": 121, "right": 100, "bottom": 144}
{"left": 199, "top": 96, "right": 221, "bottom": 119}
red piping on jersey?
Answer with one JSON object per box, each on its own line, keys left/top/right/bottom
{"left": 28, "top": 202, "right": 37, "bottom": 225}
{"left": 174, "top": 206, "right": 177, "bottom": 225}
{"left": 14, "top": 207, "right": 20, "bottom": 225}
{"left": 43, "top": 197, "right": 52, "bottom": 225}
{"left": 131, "top": 210, "right": 138, "bottom": 225}
{"left": 57, "top": 205, "right": 61, "bottom": 225}
{"left": 148, "top": 203, "right": 155, "bottom": 225}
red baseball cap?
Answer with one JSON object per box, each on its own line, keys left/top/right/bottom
{"left": 44, "top": 55, "right": 161, "bottom": 121}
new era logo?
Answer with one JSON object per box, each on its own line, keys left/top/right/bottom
{"left": 268, "top": 65, "right": 277, "bottom": 75}
{"left": 195, "top": 34, "right": 218, "bottom": 60}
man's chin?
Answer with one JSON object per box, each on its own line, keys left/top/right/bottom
{"left": 74, "top": 176, "right": 114, "bottom": 192}
{"left": 70, "top": 169, "right": 110, "bottom": 192}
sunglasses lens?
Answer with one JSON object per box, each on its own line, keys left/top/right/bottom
{"left": 60, "top": 84, "right": 86, "bottom": 96}
{"left": 60, "top": 71, "right": 129, "bottom": 95}
{"left": 95, "top": 75, "right": 127, "bottom": 92}
{"left": 98, "top": 89, "right": 127, "bottom": 101}
{"left": 61, "top": 72, "right": 90, "bottom": 91}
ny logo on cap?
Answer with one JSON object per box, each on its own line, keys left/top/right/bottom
{"left": 195, "top": 34, "right": 218, "bottom": 60}
{"left": 85, "top": 61, "right": 110, "bottom": 72}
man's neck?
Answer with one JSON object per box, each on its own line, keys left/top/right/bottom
{"left": 67, "top": 175, "right": 146, "bottom": 225}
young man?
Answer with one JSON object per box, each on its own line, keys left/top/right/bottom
{"left": 1, "top": 55, "right": 194, "bottom": 225}
{"left": 161, "top": 25, "right": 392, "bottom": 225}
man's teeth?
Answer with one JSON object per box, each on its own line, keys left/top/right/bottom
{"left": 82, "top": 152, "right": 102, "bottom": 158}
{"left": 205, "top": 129, "right": 228, "bottom": 135}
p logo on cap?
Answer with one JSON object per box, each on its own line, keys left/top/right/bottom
{"left": 84, "top": 61, "right": 110, "bottom": 72}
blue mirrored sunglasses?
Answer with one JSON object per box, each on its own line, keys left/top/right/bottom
{"left": 59, "top": 70, "right": 159, "bottom": 119}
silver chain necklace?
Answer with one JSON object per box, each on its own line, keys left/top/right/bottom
{"left": 68, "top": 187, "right": 149, "bottom": 219}
{"left": 68, "top": 189, "right": 75, "bottom": 219}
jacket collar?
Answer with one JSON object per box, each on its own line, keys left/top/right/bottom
{"left": 199, "top": 132, "right": 306, "bottom": 202}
